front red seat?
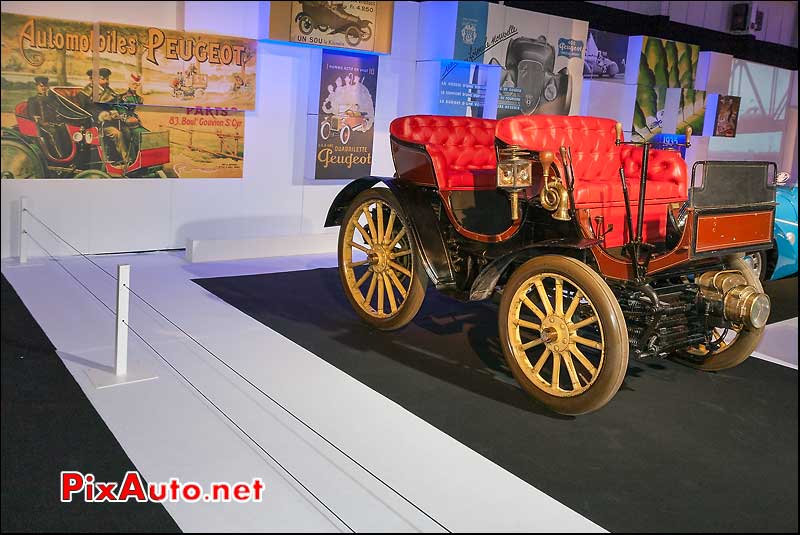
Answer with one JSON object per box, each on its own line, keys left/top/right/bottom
{"left": 390, "top": 115, "right": 497, "bottom": 191}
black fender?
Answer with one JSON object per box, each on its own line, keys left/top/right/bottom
{"left": 294, "top": 11, "right": 308, "bottom": 22}
{"left": 325, "top": 177, "right": 455, "bottom": 288}
{"left": 469, "top": 237, "right": 602, "bottom": 301}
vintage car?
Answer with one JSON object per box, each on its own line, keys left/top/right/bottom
{"left": 745, "top": 183, "right": 797, "bottom": 280}
{"left": 320, "top": 106, "right": 369, "bottom": 145}
{"left": 295, "top": 1, "right": 373, "bottom": 46}
{"left": 171, "top": 71, "right": 208, "bottom": 100}
{"left": 1, "top": 86, "right": 169, "bottom": 179}
{"left": 325, "top": 114, "right": 779, "bottom": 415}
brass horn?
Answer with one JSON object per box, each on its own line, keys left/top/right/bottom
{"left": 538, "top": 150, "right": 571, "bottom": 220}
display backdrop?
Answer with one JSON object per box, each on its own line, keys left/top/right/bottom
{"left": 314, "top": 49, "right": 378, "bottom": 180}
{"left": 269, "top": 1, "right": 394, "bottom": 54}
{"left": 0, "top": 12, "right": 249, "bottom": 179}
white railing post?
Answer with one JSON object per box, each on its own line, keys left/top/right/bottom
{"left": 19, "top": 197, "right": 27, "bottom": 264}
{"left": 115, "top": 264, "right": 130, "bottom": 376}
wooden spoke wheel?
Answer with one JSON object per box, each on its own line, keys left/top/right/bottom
{"left": 338, "top": 188, "right": 427, "bottom": 330}
{"left": 673, "top": 256, "right": 766, "bottom": 371}
{"left": 499, "top": 255, "right": 629, "bottom": 415}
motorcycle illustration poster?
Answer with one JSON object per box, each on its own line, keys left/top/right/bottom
{"left": 478, "top": 5, "right": 587, "bottom": 119}
{"left": 290, "top": 1, "right": 378, "bottom": 52}
{"left": 96, "top": 22, "right": 257, "bottom": 110}
{"left": 1, "top": 13, "right": 246, "bottom": 179}
{"left": 315, "top": 49, "right": 377, "bottom": 180}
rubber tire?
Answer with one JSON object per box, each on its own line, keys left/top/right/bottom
{"left": 498, "top": 255, "right": 629, "bottom": 415}
{"left": 337, "top": 188, "right": 428, "bottom": 331}
{"left": 673, "top": 256, "right": 766, "bottom": 371}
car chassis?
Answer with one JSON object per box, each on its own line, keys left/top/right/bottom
{"left": 326, "top": 114, "right": 777, "bottom": 415}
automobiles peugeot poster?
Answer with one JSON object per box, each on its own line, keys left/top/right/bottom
{"left": 315, "top": 49, "right": 378, "bottom": 180}
{"left": 96, "top": 22, "right": 257, "bottom": 110}
{"left": 269, "top": 1, "right": 394, "bottom": 54}
{"left": 1, "top": 13, "right": 246, "bottom": 179}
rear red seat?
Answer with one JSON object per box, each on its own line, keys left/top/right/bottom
{"left": 496, "top": 115, "right": 688, "bottom": 247}
{"left": 389, "top": 115, "right": 497, "bottom": 191}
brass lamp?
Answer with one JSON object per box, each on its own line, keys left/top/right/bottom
{"left": 497, "top": 145, "right": 533, "bottom": 221}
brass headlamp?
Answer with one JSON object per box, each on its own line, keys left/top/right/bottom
{"left": 496, "top": 145, "right": 533, "bottom": 221}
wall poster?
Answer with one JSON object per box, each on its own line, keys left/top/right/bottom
{"left": 713, "top": 95, "right": 741, "bottom": 137}
{"left": 315, "top": 49, "right": 378, "bottom": 180}
{"left": 469, "top": 4, "right": 588, "bottom": 119}
{"left": 0, "top": 13, "right": 248, "bottom": 179}
{"left": 583, "top": 29, "right": 628, "bottom": 82}
{"left": 269, "top": 1, "right": 394, "bottom": 54}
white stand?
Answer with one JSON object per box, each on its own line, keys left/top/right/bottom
{"left": 19, "top": 196, "right": 27, "bottom": 264}
{"left": 86, "top": 264, "right": 158, "bottom": 389}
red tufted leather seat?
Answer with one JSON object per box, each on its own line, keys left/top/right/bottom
{"left": 496, "top": 115, "right": 688, "bottom": 247}
{"left": 390, "top": 115, "right": 497, "bottom": 191}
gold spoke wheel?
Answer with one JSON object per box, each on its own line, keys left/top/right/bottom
{"left": 499, "top": 256, "right": 629, "bottom": 415}
{"left": 337, "top": 188, "right": 427, "bottom": 330}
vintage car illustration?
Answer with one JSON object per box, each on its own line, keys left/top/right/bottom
{"left": 745, "top": 183, "right": 797, "bottom": 280}
{"left": 295, "top": 1, "right": 373, "bottom": 47}
{"left": 171, "top": 70, "right": 209, "bottom": 100}
{"left": 326, "top": 114, "right": 778, "bottom": 415}
{"left": 1, "top": 86, "right": 169, "bottom": 179}
{"left": 320, "top": 105, "right": 369, "bottom": 145}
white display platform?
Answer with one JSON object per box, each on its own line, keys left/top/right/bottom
{"left": 2, "top": 251, "right": 604, "bottom": 533}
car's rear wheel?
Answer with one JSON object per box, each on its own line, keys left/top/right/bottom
{"left": 499, "top": 255, "right": 629, "bottom": 415}
{"left": 338, "top": 188, "right": 427, "bottom": 330}
{"left": 673, "top": 256, "right": 766, "bottom": 371}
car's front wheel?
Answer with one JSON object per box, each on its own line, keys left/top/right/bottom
{"left": 498, "top": 255, "right": 629, "bottom": 415}
{"left": 337, "top": 188, "right": 427, "bottom": 330}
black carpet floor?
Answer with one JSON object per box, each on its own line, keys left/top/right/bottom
{"left": 195, "top": 270, "right": 798, "bottom": 533}
{"left": 1, "top": 275, "right": 180, "bottom": 533}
